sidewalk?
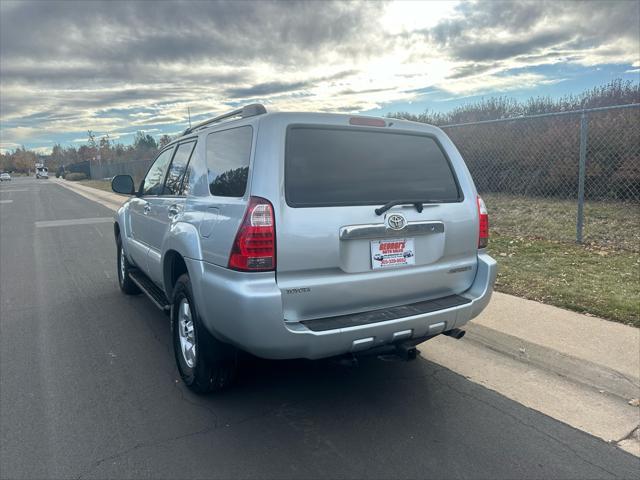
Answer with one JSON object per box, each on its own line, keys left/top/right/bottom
{"left": 473, "top": 293, "right": 639, "bottom": 383}
{"left": 55, "top": 177, "right": 640, "bottom": 455}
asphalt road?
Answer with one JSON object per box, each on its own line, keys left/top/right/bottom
{"left": 1, "top": 177, "right": 638, "bottom": 479}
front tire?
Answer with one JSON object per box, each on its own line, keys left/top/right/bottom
{"left": 172, "top": 273, "right": 238, "bottom": 393}
{"left": 116, "top": 238, "right": 141, "bottom": 295}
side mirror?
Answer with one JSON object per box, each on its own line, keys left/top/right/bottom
{"left": 111, "top": 175, "right": 135, "bottom": 195}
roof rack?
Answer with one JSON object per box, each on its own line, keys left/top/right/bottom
{"left": 182, "top": 103, "right": 267, "bottom": 136}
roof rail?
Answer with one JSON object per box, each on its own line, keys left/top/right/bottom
{"left": 182, "top": 103, "right": 267, "bottom": 136}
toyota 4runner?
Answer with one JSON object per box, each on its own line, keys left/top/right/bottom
{"left": 111, "top": 104, "right": 497, "bottom": 393}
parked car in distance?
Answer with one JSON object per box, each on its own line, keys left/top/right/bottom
{"left": 111, "top": 104, "right": 497, "bottom": 393}
{"left": 0, "top": 172, "right": 11, "bottom": 181}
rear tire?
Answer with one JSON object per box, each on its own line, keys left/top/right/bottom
{"left": 116, "top": 237, "right": 141, "bottom": 295}
{"left": 172, "top": 273, "right": 238, "bottom": 393}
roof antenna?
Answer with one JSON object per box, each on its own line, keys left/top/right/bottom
{"left": 187, "top": 107, "right": 192, "bottom": 129}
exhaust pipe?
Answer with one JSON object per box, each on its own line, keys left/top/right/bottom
{"left": 443, "top": 328, "right": 466, "bottom": 340}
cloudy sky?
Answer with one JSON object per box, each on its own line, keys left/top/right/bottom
{"left": 1, "top": 0, "right": 638, "bottom": 153}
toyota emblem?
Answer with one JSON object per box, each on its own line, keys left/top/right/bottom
{"left": 386, "top": 214, "right": 406, "bottom": 231}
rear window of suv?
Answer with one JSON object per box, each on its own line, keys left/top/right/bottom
{"left": 285, "top": 126, "right": 462, "bottom": 207}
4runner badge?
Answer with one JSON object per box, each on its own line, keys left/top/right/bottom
{"left": 386, "top": 214, "right": 406, "bottom": 231}
{"left": 285, "top": 287, "right": 311, "bottom": 295}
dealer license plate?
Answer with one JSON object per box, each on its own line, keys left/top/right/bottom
{"left": 370, "top": 238, "right": 415, "bottom": 269}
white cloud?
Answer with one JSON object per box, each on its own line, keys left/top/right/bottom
{"left": 0, "top": 142, "right": 21, "bottom": 154}
{"left": 1, "top": 126, "right": 40, "bottom": 141}
{"left": 32, "top": 146, "right": 53, "bottom": 154}
{"left": 380, "top": 1, "right": 460, "bottom": 34}
{"left": 437, "top": 73, "right": 565, "bottom": 96}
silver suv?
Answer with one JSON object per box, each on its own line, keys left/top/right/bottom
{"left": 111, "top": 104, "right": 496, "bottom": 393}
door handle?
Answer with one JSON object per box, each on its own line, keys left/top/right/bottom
{"left": 168, "top": 204, "right": 181, "bottom": 218}
{"left": 143, "top": 204, "right": 151, "bottom": 215}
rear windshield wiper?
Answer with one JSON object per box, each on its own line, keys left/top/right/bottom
{"left": 375, "top": 199, "right": 443, "bottom": 216}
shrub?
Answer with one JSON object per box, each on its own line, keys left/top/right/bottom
{"left": 66, "top": 172, "right": 87, "bottom": 181}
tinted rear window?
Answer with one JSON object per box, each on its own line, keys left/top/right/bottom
{"left": 285, "top": 126, "right": 461, "bottom": 207}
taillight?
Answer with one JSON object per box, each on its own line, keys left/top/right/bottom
{"left": 229, "top": 197, "right": 276, "bottom": 271}
{"left": 477, "top": 196, "right": 489, "bottom": 248}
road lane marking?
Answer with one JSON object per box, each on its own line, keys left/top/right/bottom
{"left": 35, "top": 217, "right": 113, "bottom": 228}
{"left": 0, "top": 189, "right": 29, "bottom": 192}
{"left": 0, "top": 200, "right": 13, "bottom": 204}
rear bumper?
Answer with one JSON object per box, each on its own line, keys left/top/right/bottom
{"left": 187, "top": 252, "right": 497, "bottom": 360}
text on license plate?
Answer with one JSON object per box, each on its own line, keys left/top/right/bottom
{"left": 370, "top": 238, "right": 415, "bottom": 269}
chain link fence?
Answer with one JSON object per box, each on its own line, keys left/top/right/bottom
{"left": 441, "top": 104, "right": 640, "bottom": 251}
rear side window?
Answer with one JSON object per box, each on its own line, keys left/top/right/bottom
{"left": 163, "top": 141, "right": 195, "bottom": 195}
{"left": 285, "top": 126, "right": 461, "bottom": 207}
{"left": 206, "top": 126, "right": 253, "bottom": 197}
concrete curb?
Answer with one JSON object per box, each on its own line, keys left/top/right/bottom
{"left": 464, "top": 323, "right": 640, "bottom": 401}
{"left": 53, "top": 179, "right": 123, "bottom": 211}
